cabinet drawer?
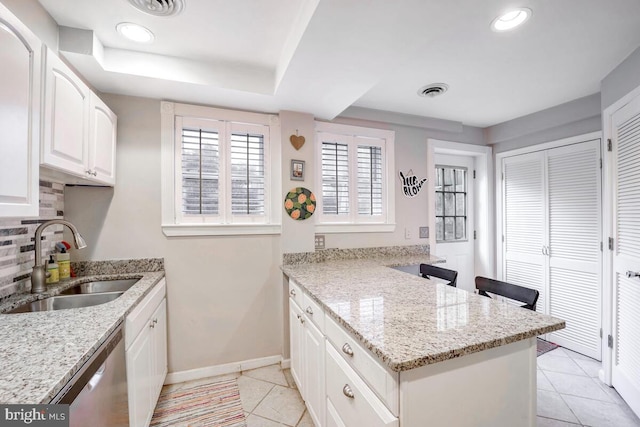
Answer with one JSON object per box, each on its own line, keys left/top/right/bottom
{"left": 325, "top": 315, "right": 399, "bottom": 415}
{"left": 302, "top": 292, "right": 325, "bottom": 333}
{"left": 326, "top": 345, "right": 398, "bottom": 427}
{"left": 126, "top": 279, "right": 166, "bottom": 349}
{"left": 288, "top": 278, "right": 304, "bottom": 307}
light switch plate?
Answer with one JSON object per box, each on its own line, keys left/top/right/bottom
{"left": 315, "top": 234, "right": 325, "bottom": 250}
{"left": 419, "top": 227, "right": 429, "bottom": 239}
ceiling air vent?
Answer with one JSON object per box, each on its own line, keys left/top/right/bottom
{"left": 417, "top": 83, "right": 449, "bottom": 98}
{"left": 128, "top": 0, "right": 185, "bottom": 17}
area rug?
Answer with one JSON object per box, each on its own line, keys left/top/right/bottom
{"left": 150, "top": 378, "right": 247, "bottom": 427}
{"left": 537, "top": 338, "right": 559, "bottom": 357}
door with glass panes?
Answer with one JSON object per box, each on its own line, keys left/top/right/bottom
{"left": 434, "top": 154, "right": 475, "bottom": 293}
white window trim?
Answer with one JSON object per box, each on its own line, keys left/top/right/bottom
{"left": 315, "top": 121, "right": 395, "bottom": 233}
{"left": 161, "top": 102, "right": 281, "bottom": 236}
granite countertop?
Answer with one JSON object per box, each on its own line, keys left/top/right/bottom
{"left": 0, "top": 260, "right": 165, "bottom": 404}
{"left": 282, "top": 253, "right": 565, "bottom": 372}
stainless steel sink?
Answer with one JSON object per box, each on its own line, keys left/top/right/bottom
{"left": 60, "top": 278, "right": 140, "bottom": 295}
{"left": 7, "top": 292, "right": 123, "bottom": 313}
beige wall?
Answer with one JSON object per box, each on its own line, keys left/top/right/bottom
{"left": 65, "top": 95, "right": 283, "bottom": 373}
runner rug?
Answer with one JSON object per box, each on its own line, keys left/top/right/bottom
{"left": 537, "top": 338, "right": 559, "bottom": 357}
{"left": 150, "top": 378, "right": 247, "bottom": 427}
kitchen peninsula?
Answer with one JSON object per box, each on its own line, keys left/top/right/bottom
{"left": 282, "top": 246, "right": 565, "bottom": 427}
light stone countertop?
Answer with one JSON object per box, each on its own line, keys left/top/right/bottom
{"left": 0, "top": 270, "right": 165, "bottom": 404}
{"left": 282, "top": 255, "right": 565, "bottom": 372}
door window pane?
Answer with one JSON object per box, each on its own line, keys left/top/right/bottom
{"left": 435, "top": 166, "right": 467, "bottom": 242}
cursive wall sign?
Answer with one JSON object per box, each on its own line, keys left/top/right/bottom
{"left": 399, "top": 170, "right": 427, "bottom": 198}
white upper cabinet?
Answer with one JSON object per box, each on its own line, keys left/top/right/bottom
{"left": 89, "top": 92, "right": 117, "bottom": 185}
{"left": 41, "top": 48, "right": 117, "bottom": 186}
{"left": 0, "top": 3, "right": 42, "bottom": 217}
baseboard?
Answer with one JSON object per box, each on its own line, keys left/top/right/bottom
{"left": 281, "top": 358, "right": 291, "bottom": 369}
{"left": 165, "top": 354, "right": 283, "bottom": 385}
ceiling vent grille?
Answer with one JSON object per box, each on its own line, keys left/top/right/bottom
{"left": 417, "top": 83, "right": 449, "bottom": 98}
{"left": 128, "top": 0, "right": 185, "bottom": 17}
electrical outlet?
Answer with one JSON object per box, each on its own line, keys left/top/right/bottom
{"left": 419, "top": 226, "right": 429, "bottom": 239}
{"left": 315, "top": 234, "right": 325, "bottom": 250}
{"left": 405, "top": 228, "right": 412, "bottom": 239}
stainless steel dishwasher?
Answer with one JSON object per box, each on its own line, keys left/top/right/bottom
{"left": 51, "top": 324, "right": 129, "bottom": 426}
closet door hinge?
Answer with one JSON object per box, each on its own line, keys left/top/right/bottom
{"left": 607, "top": 139, "right": 613, "bottom": 152}
{"left": 608, "top": 237, "right": 614, "bottom": 250}
{"left": 608, "top": 334, "right": 613, "bottom": 349}
{"left": 600, "top": 241, "right": 603, "bottom": 252}
{"left": 600, "top": 158, "right": 602, "bottom": 169}
{"left": 501, "top": 172, "right": 504, "bottom": 181}
{"left": 474, "top": 230, "right": 477, "bottom": 240}
{"left": 600, "top": 328, "right": 603, "bottom": 338}
{"left": 473, "top": 170, "right": 476, "bottom": 179}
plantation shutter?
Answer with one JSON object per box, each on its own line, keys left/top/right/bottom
{"left": 357, "top": 142, "right": 383, "bottom": 216}
{"left": 502, "top": 151, "right": 547, "bottom": 313}
{"left": 321, "top": 139, "right": 350, "bottom": 215}
{"left": 546, "top": 140, "right": 601, "bottom": 359}
{"left": 181, "top": 127, "right": 220, "bottom": 215}
{"left": 230, "top": 128, "right": 265, "bottom": 215}
{"left": 611, "top": 95, "right": 640, "bottom": 416}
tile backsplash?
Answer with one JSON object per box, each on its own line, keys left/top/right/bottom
{"left": 0, "top": 181, "right": 65, "bottom": 298}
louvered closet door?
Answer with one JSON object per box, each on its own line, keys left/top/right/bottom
{"left": 503, "top": 152, "right": 547, "bottom": 313}
{"left": 546, "top": 140, "right": 602, "bottom": 360}
{"left": 611, "top": 94, "right": 640, "bottom": 417}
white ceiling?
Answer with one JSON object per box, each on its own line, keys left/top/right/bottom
{"left": 38, "top": 0, "right": 640, "bottom": 127}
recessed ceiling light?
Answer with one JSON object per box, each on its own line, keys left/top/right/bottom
{"left": 491, "top": 8, "right": 531, "bottom": 32}
{"left": 116, "top": 22, "right": 155, "bottom": 43}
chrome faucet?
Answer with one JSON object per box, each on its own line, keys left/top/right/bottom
{"left": 31, "top": 220, "right": 87, "bottom": 293}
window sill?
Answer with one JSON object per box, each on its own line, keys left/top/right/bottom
{"left": 162, "top": 224, "right": 281, "bottom": 237}
{"left": 315, "top": 223, "right": 396, "bottom": 234}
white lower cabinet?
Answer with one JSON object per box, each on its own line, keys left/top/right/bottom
{"left": 126, "top": 279, "right": 168, "bottom": 427}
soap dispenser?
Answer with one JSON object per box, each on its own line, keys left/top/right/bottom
{"left": 46, "top": 255, "right": 59, "bottom": 284}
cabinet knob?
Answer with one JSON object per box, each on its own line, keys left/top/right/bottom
{"left": 305, "top": 306, "right": 313, "bottom": 315}
{"left": 153, "top": 318, "right": 158, "bottom": 324}
{"left": 300, "top": 317, "right": 305, "bottom": 324}
{"left": 290, "top": 289, "right": 296, "bottom": 297}
{"left": 150, "top": 322, "right": 155, "bottom": 329}
{"left": 341, "top": 343, "right": 354, "bottom": 357}
{"left": 342, "top": 384, "right": 354, "bottom": 399}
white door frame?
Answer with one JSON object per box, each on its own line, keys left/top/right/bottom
{"left": 427, "top": 140, "right": 493, "bottom": 279}
{"left": 602, "top": 82, "right": 640, "bottom": 386}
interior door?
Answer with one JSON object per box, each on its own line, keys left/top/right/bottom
{"left": 502, "top": 151, "right": 547, "bottom": 313}
{"left": 611, "top": 94, "right": 640, "bottom": 418}
{"left": 546, "top": 140, "right": 602, "bottom": 360}
{"left": 434, "top": 154, "right": 474, "bottom": 292}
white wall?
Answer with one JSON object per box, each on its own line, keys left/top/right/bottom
{"left": 486, "top": 93, "right": 602, "bottom": 153}
{"left": 601, "top": 46, "right": 640, "bottom": 110}
{"left": 64, "top": 95, "right": 283, "bottom": 374}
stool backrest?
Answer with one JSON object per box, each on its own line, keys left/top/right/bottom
{"left": 475, "top": 276, "right": 539, "bottom": 311}
{"left": 419, "top": 264, "right": 458, "bottom": 287}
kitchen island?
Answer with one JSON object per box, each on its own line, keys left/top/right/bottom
{"left": 282, "top": 246, "right": 565, "bottom": 427}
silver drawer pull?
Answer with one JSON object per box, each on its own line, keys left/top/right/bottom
{"left": 342, "top": 384, "right": 354, "bottom": 398}
{"left": 150, "top": 322, "right": 155, "bottom": 329}
{"left": 300, "top": 317, "right": 305, "bottom": 324}
{"left": 626, "top": 271, "right": 640, "bottom": 279}
{"left": 290, "top": 289, "right": 296, "bottom": 297}
{"left": 342, "top": 343, "right": 354, "bottom": 356}
{"left": 305, "top": 306, "right": 313, "bottom": 315}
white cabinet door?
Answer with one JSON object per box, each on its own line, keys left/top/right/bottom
{"left": 304, "top": 318, "right": 325, "bottom": 427}
{"left": 611, "top": 94, "right": 640, "bottom": 418}
{"left": 0, "top": 4, "right": 42, "bottom": 217}
{"left": 151, "top": 298, "right": 168, "bottom": 399}
{"left": 89, "top": 92, "right": 117, "bottom": 185}
{"left": 547, "top": 140, "right": 602, "bottom": 359}
{"left": 42, "top": 48, "right": 90, "bottom": 177}
{"left": 289, "top": 299, "right": 305, "bottom": 397}
{"left": 126, "top": 324, "right": 154, "bottom": 427}
{"left": 502, "top": 151, "right": 547, "bottom": 312}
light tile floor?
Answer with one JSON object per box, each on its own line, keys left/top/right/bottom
{"left": 537, "top": 347, "right": 640, "bottom": 427}
{"left": 163, "top": 349, "right": 640, "bottom": 427}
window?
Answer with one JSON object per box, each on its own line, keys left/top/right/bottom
{"left": 315, "top": 122, "right": 395, "bottom": 233}
{"left": 161, "top": 102, "right": 281, "bottom": 236}
{"left": 435, "top": 166, "right": 467, "bottom": 242}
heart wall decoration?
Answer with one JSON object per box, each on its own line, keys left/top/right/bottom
{"left": 290, "top": 132, "right": 305, "bottom": 150}
{"left": 399, "top": 170, "right": 427, "bottom": 198}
